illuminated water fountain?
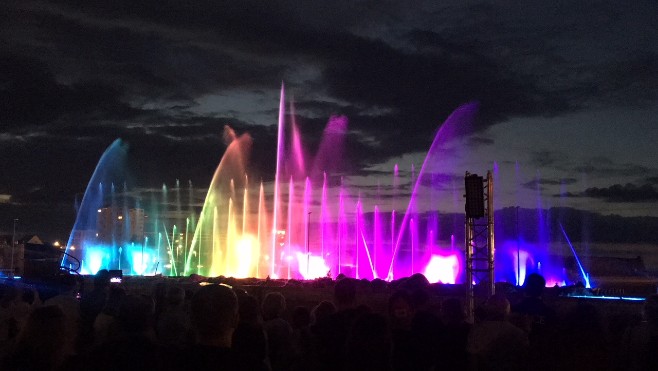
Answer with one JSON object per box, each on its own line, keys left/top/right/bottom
{"left": 65, "top": 85, "right": 590, "bottom": 286}
{"left": 177, "top": 86, "right": 480, "bottom": 281}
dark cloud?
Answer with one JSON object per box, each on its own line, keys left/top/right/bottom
{"left": 595, "top": 53, "right": 658, "bottom": 107}
{"left": 416, "top": 173, "right": 464, "bottom": 189}
{"left": 1, "top": 0, "right": 657, "bottom": 239}
{"left": 467, "top": 136, "right": 495, "bottom": 146}
{"left": 523, "top": 177, "right": 578, "bottom": 191}
{"left": 574, "top": 162, "right": 650, "bottom": 178}
{"left": 320, "top": 37, "right": 571, "bottom": 143}
{"left": 0, "top": 117, "right": 276, "bottom": 208}
{"left": 564, "top": 183, "right": 658, "bottom": 203}
{"left": 528, "top": 150, "right": 569, "bottom": 168}
{"left": 2, "top": 1, "right": 577, "bottom": 152}
{"left": 0, "top": 53, "right": 151, "bottom": 130}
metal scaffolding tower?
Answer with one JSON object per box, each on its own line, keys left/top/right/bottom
{"left": 464, "top": 171, "right": 495, "bottom": 321}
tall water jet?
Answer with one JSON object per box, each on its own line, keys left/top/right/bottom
{"left": 256, "top": 182, "right": 267, "bottom": 278}
{"left": 559, "top": 223, "right": 591, "bottom": 288}
{"left": 289, "top": 98, "right": 306, "bottom": 178}
{"left": 374, "top": 205, "right": 381, "bottom": 277}
{"left": 243, "top": 175, "right": 248, "bottom": 236}
{"left": 388, "top": 103, "right": 479, "bottom": 280}
{"left": 338, "top": 179, "right": 346, "bottom": 275}
{"left": 310, "top": 115, "right": 348, "bottom": 179}
{"left": 303, "top": 177, "right": 312, "bottom": 264}
{"left": 321, "top": 172, "right": 328, "bottom": 262}
{"left": 355, "top": 199, "right": 362, "bottom": 279}
{"left": 271, "top": 83, "right": 286, "bottom": 277}
{"left": 287, "top": 176, "right": 294, "bottom": 279}
{"left": 64, "top": 139, "right": 129, "bottom": 273}
{"left": 187, "top": 126, "right": 252, "bottom": 277}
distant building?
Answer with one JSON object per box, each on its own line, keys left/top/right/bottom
{"left": 0, "top": 235, "right": 10, "bottom": 274}
{"left": 97, "top": 207, "right": 145, "bottom": 243}
{"left": 23, "top": 238, "right": 63, "bottom": 278}
{"left": 564, "top": 255, "right": 658, "bottom": 295}
{"left": 0, "top": 235, "right": 43, "bottom": 277}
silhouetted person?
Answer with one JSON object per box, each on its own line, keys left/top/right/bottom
{"left": 314, "top": 278, "right": 360, "bottom": 371}
{"left": 290, "top": 306, "right": 311, "bottom": 347}
{"left": 0, "top": 284, "right": 26, "bottom": 350}
{"left": 262, "top": 292, "right": 294, "bottom": 371}
{"left": 185, "top": 284, "right": 267, "bottom": 371}
{"left": 512, "top": 273, "right": 555, "bottom": 330}
{"left": 156, "top": 285, "right": 192, "bottom": 346}
{"left": 310, "top": 300, "right": 336, "bottom": 326}
{"left": 436, "top": 298, "right": 471, "bottom": 370}
{"left": 193, "top": 284, "right": 237, "bottom": 346}
{"left": 232, "top": 294, "right": 269, "bottom": 368}
{"left": 45, "top": 274, "right": 81, "bottom": 340}
{"left": 291, "top": 305, "right": 310, "bottom": 331}
{"left": 2, "top": 305, "right": 74, "bottom": 371}
{"left": 345, "top": 313, "right": 393, "bottom": 371}
{"left": 78, "top": 294, "right": 166, "bottom": 371}
{"left": 389, "top": 290, "right": 426, "bottom": 371}
{"left": 151, "top": 280, "right": 169, "bottom": 323}
{"left": 79, "top": 269, "right": 111, "bottom": 350}
{"left": 553, "top": 302, "right": 611, "bottom": 371}
{"left": 621, "top": 294, "right": 658, "bottom": 370}
{"left": 467, "top": 294, "right": 529, "bottom": 371}
{"left": 92, "top": 285, "right": 125, "bottom": 345}
{"left": 511, "top": 273, "right": 556, "bottom": 370}
{"left": 411, "top": 288, "right": 443, "bottom": 370}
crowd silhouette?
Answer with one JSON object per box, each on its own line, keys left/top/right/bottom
{"left": 0, "top": 270, "right": 656, "bottom": 370}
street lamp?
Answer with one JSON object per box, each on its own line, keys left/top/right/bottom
{"left": 514, "top": 206, "right": 521, "bottom": 286}
{"left": 306, "top": 212, "right": 311, "bottom": 278}
{"left": 10, "top": 218, "right": 18, "bottom": 277}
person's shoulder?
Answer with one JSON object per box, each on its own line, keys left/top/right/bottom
{"left": 234, "top": 352, "right": 269, "bottom": 371}
{"left": 335, "top": 307, "right": 360, "bottom": 321}
{"left": 180, "top": 345, "right": 267, "bottom": 371}
{"left": 264, "top": 317, "right": 292, "bottom": 332}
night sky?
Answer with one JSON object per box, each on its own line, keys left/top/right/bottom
{"left": 1, "top": 1, "right": 658, "bottom": 242}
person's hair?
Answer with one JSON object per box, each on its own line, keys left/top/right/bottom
{"left": 233, "top": 287, "right": 248, "bottom": 300}
{"left": 644, "top": 294, "right": 658, "bottom": 323}
{"left": 484, "top": 294, "right": 510, "bottom": 321}
{"left": 292, "top": 306, "right": 311, "bottom": 329}
{"left": 58, "top": 274, "right": 78, "bottom": 294}
{"left": 0, "top": 284, "right": 19, "bottom": 307}
{"left": 441, "top": 297, "right": 465, "bottom": 324}
{"left": 524, "top": 273, "right": 546, "bottom": 297}
{"left": 404, "top": 273, "right": 430, "bottom": 291}
{"left": 411, "top": 288, "right": 430, "bottom": 309}
{"left": 191, "top": 284, "right": 238, "bottom": 338}
{"left": 166, "top": 285, "right": 185, "bottom": 306}
{"left": 238, "top": 295, "right": 261, "bottom": 323}
{"left": 94, "top": 269, "right": 111, "bottom": 289}
{"left": 311, "top": 300, "right": 336, "bottom": 324}
{"left": 388, "top": 290, "right": 413, "bottom": 314}
{"left": 102, "top": 285, "right": 126, "bottom": 316}
{"left": 22, "top": 288, "right": 36, "bottom": 305}
{"left": 334, "top": 278, "right": 357, "bottom": 307}
{"left": 118, "top": 294, "right": 155, "bottom": 333}
{"left": 345, "top": 313, "right": 392, "bottom": 370}
{"left": 262, "top": 291, "right": 286, "bottom": 320}
{"left": 11, "top": 305, "right": 70, "bottom": 368}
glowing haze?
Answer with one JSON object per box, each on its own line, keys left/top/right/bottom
{"left": 64, "top": 86, "right": 590, "bottom": 287}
